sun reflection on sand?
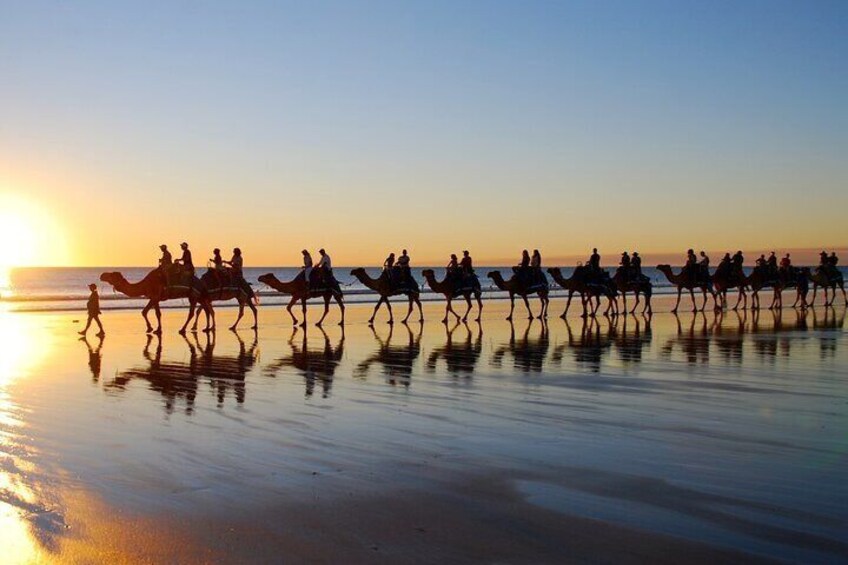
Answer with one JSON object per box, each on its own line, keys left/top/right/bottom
{"left": 0, "top": 311, "right": 54, "bottom": 563}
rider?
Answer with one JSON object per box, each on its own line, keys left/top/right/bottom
{"left": 446, "top": 253, "right": 460, "bottom": 288}
{"left": 818, "top": 251, "right": 829, "bottom": 274}
{"left": 210, "top": 248, "right": 224, "bottom": 287}
{"left": 531, "top": 249, "right": 542, "bottom": 285}
{"left": 159, "top": 244, "right": 173, "bottom": 285}
{"left": 620, "top": 252, "right": 631, "bottom": 280}
{"left": 316, "top": 248, "right": 332, "bottom": 286}
{"left": 223, "top": 248, "right": 244, "bottom": 280}
{"left": 632, "top": 252, "right": 642, "bottom": 279}
{"left": 518, "top": 249, "right": 531, "bottom": 286}
{"left": 301, "top": 249, "right": 313, "bottom": 286}
{"left": 383, "top": 252, "right": 396, "bottom": 283}
{"left": 698, "top": 251, "right": 710, "bottom": 281}
{"left": 589, "top": 248, "right": 601, "bottom": 274}
{"left": 755, "top": 254, "right": 767, "bottom": 274}
{"left": 396, "top": 249, "right": 411, "bottom": 284}
{"left": 766, "top": 252, "right": 778, "bottom": 278}
{"left": 829, "top": 252, "right": 840, "bottom": 277}
{"left": 685, "top": 249, "right": 698, "bottom": 282}
{"left": 460, "top": 250, "right": 474, "bottom": 276}
{"left": 716, "top": 253, "right": 732, "bottom": 278}
{"left": 174, "top": 242, "right": 194, "bottom": 277}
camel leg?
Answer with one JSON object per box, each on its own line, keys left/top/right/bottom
{"left": 416, "top": 298, "right": 424, "bottom": 323}
{"left": 699, "top": 289, "right": 707, "bottom": 312}
{"left": 286, "top": 297, "right": 299, "bottom": 326}
{"left": 809, "top": 285, "right": 817, "bottom": 307}
{"left": 520, "top": 295, "right": 533, "bottom": 319}
{"left": 316, "top": 296, "right": 330, "bottom": 326}
{"left": 689, "top": 289, "right": 697, "bottom": 313}
{"left": 386, "top": 299, "right": 395, "bottom": 324}
{"left": 142, "top": 301, "right": 155, "bottom": 333}
{"left": 621, "top": 292, "right": 627, "bottom": 314}
{"left": 191, "top": 304, "right": 202, "bottom": 331}
{"left": 462, "top": 296, "right": 472, "bottom": 323}
{"left": 369, "top": 297, "right": 384, "bottom": 325}
{"left": 562, "top": 291, "right": 573, "bottom": 319}
{"left": 769, "top": 289, "right": 778, "bottom": 310}
{"left": 153, "top": 304, "right": 162, "bottom": 334}
{"left": 475, "top": 292, "right": 483, "bottom": 322}
{"left": 542, "top": 295, "right": 549, "bottom": 319}
{"left": 733, "top": 289, "right": 743, "bottom": 311}
{"left": 630, "top": 292, "right": 639, "bottom": 315}
{"left": 506, "top": 294, "right": 515, "bottom": 321}
{"left": 337, "top": 297, "right": 346, "bottom": 326}
{"left": 840, "top": 283, "right": 847, "bottom": 306}
{"left": 672, "top": 288, "right": 682, "bottom": 314}
{"left": 442, "top": 298, "right": 451, "bottom": 324}
{"left": 207, "top": 303, "right": 216, "bottom": 332}
{"left": 180, "top": 301, "right": 195, "bottom": 334}
{"left": 644, "top": 294, "right": 652, "bottom": 315}
{"left": 300, "top": 298, "right": 307, "bottom": 327}
{"left": 231, "top": 301, "right": 245, "bottom": 330}
{"left": 249, "top": 301, "right": 258, "bottom": 330}
{"left": 401, "top": 297, "right": 413, "bottom": 324}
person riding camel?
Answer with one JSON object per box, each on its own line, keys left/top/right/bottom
{"left": 446, "top": 253, "right": 460, "bottom": 290}
{"left": 517, "top": 249, "right": 531, "bottom": 286}
{"left": 460, "top": 250, "right": 474, "bottom": 276}
{"left": 685, "top": 249, "right": 698, "bottom": 282}
{"left": 589, "top": 248, "right": 601, "bottom": 275}
{"left": 779, "top": 253, "right": 792, "bottom": 281}
{"left": 159, "top": 244, "right": 173, "bottom": 285}
{"left": 732, "top": 250, "right": 745, "bottom": 281}
{"left": 223, "top": 248, "right": 244, "bottom": 281}
{"left": 698, "top": 251, "right": 710, "bottom": 281}
{"left": 300, "top": 249, "right": 313, "bottom": 287}
{"left": 531, "top": 249, "right": 542, "bottom": 285}
{"left": 210, "top": 248, "right": 224, "bottom": 287}
{"left": 755, "top": 254, "right": 767, "bottom": 275}
{"left": 632, "top": 252, "right": 642, "bottom": 279}
{"left": 174, "top": 242, "right": 194, "bottom": 279}
{"left": 397, "top": 249, "right": 411, "bottom": 285}
{"left": 716, "top": 253, "right": 732, "bottom": 278}
{"left": 620, "top": 252, "right": 631, "bottom": 281}
{"left": 316, "top": 248, "right": 332, "bottom": 287}
{"left": 383, "top": 252, "right": 396, "bottom": 284}
{"left": 829, "top": 252, "right": 840, "bottom": 278}
{"left": 766, "top": 252, "right": 778, "bottom": 279}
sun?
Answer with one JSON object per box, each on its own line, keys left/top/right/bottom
{"left": 0, "top": 194, "right": 68, "bottom": 271}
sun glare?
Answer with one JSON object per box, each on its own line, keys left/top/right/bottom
{"left": 0, "top": 194, "right": 68, "bottom": 272}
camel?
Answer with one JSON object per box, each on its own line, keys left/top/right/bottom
{"left": 711, "top": 268, "right": 748, "bottom": 311}
{"left": 355, "top": 323, "right": 422, "bottom": 386}
{"left": 258, "top": 272, "right": 345, "bottom": 327}
{"left": 612, "top": 267, "right": 652, "bottom": 315}
{"left": 487, "top": 270, "right": 549, "bottom": 320}
{"left": 190, "top": 269, "right": 258, "bottom": 331}
{"left": 264, "top": 326, "right": 344, "bottom": 398}
{"left": 808, "top": 269, "right": 847, "bottom": 307}
{"left": 547, "top": 267, "right": 615, "bottom": 318}
{"left": 656, "top": 265, "right": 717, "bottom": 313}
{"left": 350, "top": 268, "right": 423, "bottom": 325}
{"left": 100, "top": 269, "right": 211, "bottom": 334}
{"left": 425, "top": 321, "right": 483, "bottom": 377}
{"left": 421, "top": 269, "right": 482, "bottom": 323}
{"left": 746, "top": 268, "right": 810, "bottom": 311}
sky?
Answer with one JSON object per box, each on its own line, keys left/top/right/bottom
{"left": 0, "top": 0, "right": 846, "bottom": 267}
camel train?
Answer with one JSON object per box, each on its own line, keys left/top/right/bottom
{"left": 98, "top": 249, "right": 846, "bottom": 333}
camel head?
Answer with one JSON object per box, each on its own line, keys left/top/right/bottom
{"left": 656, "top": 264, "right": 672, "bottom": 274}
{"left": 547, "top": 267, "right": 562, "bottom": 278}
{"left": 100, "top": 272, "right": 126, "bottom": 287}
{"left": 350, "top": 268, "right": 366, "bottom": 278}
{"left": 487, "top": 271, "right": 504, "bottom": 282}
{"left": 257, "top": 273, "right": 276, "bottom": 286}
{"left": 421, "top": 269, "right": 435, "bottom": 279}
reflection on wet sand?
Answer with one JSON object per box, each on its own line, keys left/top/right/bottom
{"left": 491, "top": 319, "right": 550, "bottom": 373}
{"left": 551, "top": 317, "right": 615, "bottom": 373}
{"left": 264, "top": 327, "right": 345, "bottom": 398}
{"left": 355, "top": 323, "right": 422, "bottom": 387}
{"left": 80, "top": 334, "right": 104, "bottom": 382}
{"left": 426, "top": 321, "right": 483, "bottom": 377}
{"left": 106, "top": 331, "right": 258, "bottom": 413}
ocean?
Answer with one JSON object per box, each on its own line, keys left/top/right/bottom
{"left": 0, "top": 265, "right": 844, "bottom": 312}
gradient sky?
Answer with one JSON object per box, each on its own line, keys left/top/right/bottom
{"left": 1, "top": 0, "right": 846, "bottom": 266}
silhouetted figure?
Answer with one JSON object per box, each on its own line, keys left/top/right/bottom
{"left": 174, "top": 242, "right": 194, "bottom": 276}
{"left": 632, "top": 252, "right": 643, "bottom": 278}
{"left": 79, "top": 283, "right": 105, "bottom": 336}
{"left": 589, "top": 248, "right": 601, "bottom": 273}
{"left": 517, "top": 249, "right": 531, "bottom": 286}
{"left": 210, "top": 247, "right": 224, "bottom": 287}
{"left": 620, "top": 252, "right": 631, "bottom": 277}
{"left": 317, "top": 248, "right": 332, "bottom": 286}
{"left": 397, "top": 249, "right": 411, "bottom": 284}
{"left": 698, "top": 251, "right": 710, "bottom": 281}
{"left": 223, "top": 248, "right": 244, "bottom": 280}
{"left": 766, "top": 251, "right": 778, "bottom": 279}
{"left": 460, "top": 250, "right": 474, "bottom": 276}
{"left": 446, "top": 253, "right": 460, "bottom": 290}
{"left": 81, "top": 333, "right": 104, "bottom": 382}
{"left": 531, "top": 249, "right": 542, "bottom": 285}
{"left": 158, "top": 244, "right": 173, "bottom": 285}
{"left": 383, "top": 252, "right": 396, "bottom": 283}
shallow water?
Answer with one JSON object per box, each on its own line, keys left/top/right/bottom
{"left": 1, "top": 299, "right": 846, "bottom": 563}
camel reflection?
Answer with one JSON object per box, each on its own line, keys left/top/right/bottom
{"left": 355, "top": 323, "right": 422, "bottom": 387}
{"left": 661, "top": 312, "right": 715, "bottom": 365}
{"left": 426, "top": 321, "right": 483, "bottom": 378}
{"left": 106, "top": 331, "right": 258, "bottom": 414}
{"left": 491, "top": 319, "right": 550, "bottom": 373}
{"left": 551, "top": 317, "right": 615, "bottom": 373}
{"left": 80, "top": 334, "right": 104, "bottom": 382}
{"left": 811, "top": 306, "right": 846, "bottom": 359}
{"left": 612, "top": 314, "right": 652, "bottom": 364}
{"left": 264, "top": 327, "right": 344, "bottom": 398}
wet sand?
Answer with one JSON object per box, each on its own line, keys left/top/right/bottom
{"left": 1, "top": 297, "right": 846, "bottom": 563}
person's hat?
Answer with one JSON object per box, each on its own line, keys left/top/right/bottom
{"left": 319, "top": 248, "right": 325, "bottom": 254}
{"left": 213, "top": 248, "right": 220, "bottom": 253}
{"left": 88, "top": 283, "right": 97, "bottom": 290}
{"left": 181, "top": 242, "right": 188, "bottom": 248}
{"left": 160, "top": 244, "right": 167, "bottom": 250}
{"left": 234, "top": 247, "right": 241, "bottom": 254}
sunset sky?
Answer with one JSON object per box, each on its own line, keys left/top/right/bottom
{"left": 1, "top": 1, "right": 846, "bottom": 267}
